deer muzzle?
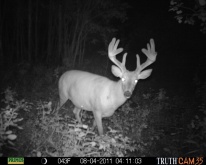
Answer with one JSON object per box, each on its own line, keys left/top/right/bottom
{"left": 124, "top": 91, "right": 132, "bottom": 98}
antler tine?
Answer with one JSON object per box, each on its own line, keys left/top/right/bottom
{"left": 122, "top": 53, "right": 127, "bottom": 66}
{"left": 138, "top": 39, "right": 157, "bottom": 72}
{"left": 135, "top": 54, "right": 141, "bottom": 71}
{"left": 108, "top": 38, "right": 126, "bottom": 71}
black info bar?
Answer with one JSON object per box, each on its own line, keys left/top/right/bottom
{"left": 1, "top": 157, "right": 205, "bottom": 165}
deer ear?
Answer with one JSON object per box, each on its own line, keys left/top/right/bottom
{"left": 138, "top": 69, "right": 152, "bottom": 79}
{"left": 111, "top": 65, "right": 123, "bottom": 78}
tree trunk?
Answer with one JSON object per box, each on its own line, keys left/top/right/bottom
{"left": 28, "top": 0, "right": 32, "bottom": 62}
{"left": 58, "top": 3, "right": 62, "bottom": 65}
{"left": 34, "top": 0, "right": 39, "bottom": 64}
{"left": 47, "top": 0, "right": 52, "bottom": 64}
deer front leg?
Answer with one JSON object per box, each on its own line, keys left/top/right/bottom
{"left": 91, "top": 119, "right": 97, "bottom": 131}
{"left": 93, "top": 111, "right": 103, "bottom": 135}
{"left": 73, "top": 107, "right": 82, "bottom": 124}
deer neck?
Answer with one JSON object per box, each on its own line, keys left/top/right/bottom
{"left": 110, "top": 80, "right": 127, "bottom": 108}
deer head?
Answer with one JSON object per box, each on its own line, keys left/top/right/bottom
{"left": 108, "top": 38, "right": 157, "bottom": 98}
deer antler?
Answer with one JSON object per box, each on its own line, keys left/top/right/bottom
{"left": 108, "top": 38, "right": 127, "bottom": 71}
{"left": 136, "top": 39, "right": 157, "bottom": 73}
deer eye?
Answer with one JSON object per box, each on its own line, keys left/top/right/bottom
{"left": 122, "top": 78, "right": 125, "bottom": 82}
{"left": 135, "top": 79, "right": 138, "bottom": 83}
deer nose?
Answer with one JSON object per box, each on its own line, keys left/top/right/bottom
{"left": 124, "top": 91, "right": 132, "bottom": 98}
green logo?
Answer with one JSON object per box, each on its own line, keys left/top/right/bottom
{"left": 8, "top": 157, "right": 24, "bottom": 164}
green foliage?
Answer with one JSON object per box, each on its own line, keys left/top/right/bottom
{"left": 0, "top": 88, "right": 32, "bottom": 156}
{"left": 106, "top": 88, "right": 169, "bottom": 155}
{"left": 109, "top": 101, "right": 149, "bottom": 155}
{"left": 183, "top": 79, "right": 206, "bottom": 156}
{"left": 3, "top": 65, "right": 205, "bottom": 156}
{"left": 183, "top": 104, "right": 206, "bottom": 156}
{"left": 111, "top": 101, "right": 149, "bottom": 141}
{"left": 169, "top": 0, "right": 206, "bottom": 33}
{"left": 29, "top": 101, "right": 137, "bottom": 157}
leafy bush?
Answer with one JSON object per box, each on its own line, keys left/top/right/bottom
{"left": 0, "top": 88, "right": 31, "bottom": 156}
{"left": 183, "top": 79, "right": 206, "bottom": 156}
{"left": 169, "top": 0, "right": 206, "bottom": 33}
{"left": 183, "top": 104, "right": 206, "bottom": 156}
{"left": 29, "top": 101, "right": 137, "bottom": 157}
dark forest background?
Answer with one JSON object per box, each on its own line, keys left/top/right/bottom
{"left": 0, "top": 0, "right": 205, "bottom": 88}
{"left": 0, "top": 0, "right": 130, "bottom": 68}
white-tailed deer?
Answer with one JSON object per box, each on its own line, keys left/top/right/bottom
{"left": 58, "top": 38, "right": 157, "bottom": 135}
